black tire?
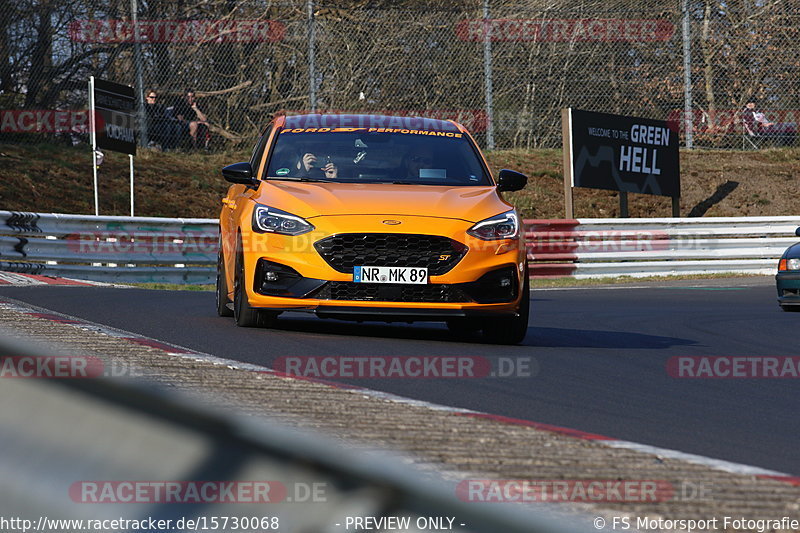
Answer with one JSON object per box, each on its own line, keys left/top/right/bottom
{"left": 216, "top": 243, "right": 233, "bottom": 317}
{"left": 446, "top": 318, "right": 482, "bottom": 336}
{"left": 781, "top": 304, "right": 800, "bottom": 312}
{"left": 481, "top": 268, "right": 530, "bottom": 345}
{"left": 233, "top": 240, "right": 262, "bottom": 327}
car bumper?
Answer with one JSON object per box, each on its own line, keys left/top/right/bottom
{"left": 240, "top": 215, "right": 527, "bottom": 318}
{"left": 776, "top": 271, "right": 800, "bottom": 306}
{"left": 252, "top": 305, "right": 523, "bottom": 323}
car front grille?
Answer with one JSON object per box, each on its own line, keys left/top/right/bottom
{"left": 312, "top": 282, "right": 471, "bottom": 303}
{"left": 314, "top": 233, "right": 467, "bottom": 276}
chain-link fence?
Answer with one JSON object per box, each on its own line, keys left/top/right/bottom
{"left": 2, "top": 0, "right": 798, "bottom": 151}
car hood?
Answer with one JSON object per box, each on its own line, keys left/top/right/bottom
{"left": 253, "top": 181, "right": 510, "bottom": 223}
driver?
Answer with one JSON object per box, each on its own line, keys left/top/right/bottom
{"left": 401, "top": 148, "right": 436, "bottom": 179}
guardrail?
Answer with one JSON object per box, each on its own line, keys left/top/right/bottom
{"left": 0, "top": 211, "right": 218, "bottom": 284}
{"left": 527, "top": 217, "right": 799, "bottom": 278}
{"left": 1, "top": 211, "right": 797, "bottom": 283}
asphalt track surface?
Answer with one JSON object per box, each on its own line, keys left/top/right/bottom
{"left": 2, "top": 277, "right": 798, "bottom": 475}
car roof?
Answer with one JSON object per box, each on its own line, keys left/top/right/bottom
{"left": 274, "top": 113, "right": 467, "bottom": 133}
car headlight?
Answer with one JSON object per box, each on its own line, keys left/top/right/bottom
{"left": 467, "top": 210, "right": 519, "bottom": 240}
{"left": 252, "top": 205, "right": 314, "bottom": 236}
{"left": 779, "top": 257, "right": 800, "bottom": 271}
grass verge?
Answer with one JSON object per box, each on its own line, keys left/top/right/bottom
{"left": 3, "top": 142, "right": 800, "bottom": 219}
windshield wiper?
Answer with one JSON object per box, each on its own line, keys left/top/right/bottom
{"left": 388, "top": 180, "right": 446, "bottom": 186}
{"left": 269, "top": 176, "right": 335, "bottom": 183}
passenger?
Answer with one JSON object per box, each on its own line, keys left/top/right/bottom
{"left": 298, "top": 151, "right": 338, "bottom": 179}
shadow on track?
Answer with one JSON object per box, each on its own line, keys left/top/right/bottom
{"left": 241, "top": 314, "right": 695, "bottom": 350}
{"left": 527, "top": 326, "right": 696, "bottom": 349}
{"left": 246, "top": 314, "right": 496, "bottom": 344}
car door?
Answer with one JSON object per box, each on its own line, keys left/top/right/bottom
{"left": 221, "top": 124, "right": 274, "bottom": 291}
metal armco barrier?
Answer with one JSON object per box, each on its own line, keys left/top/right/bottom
{"left": 527, "top": 216, "right": 799, "bottom": 278}
{"left": 0, "top": 211, "right": 218, "bottom": 284}
{"left": 2, "top": 211, "right": 798, "bottom": 283}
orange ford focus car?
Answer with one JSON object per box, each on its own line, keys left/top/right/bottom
{"left": 217, "top": 114, "right": 530, "bottom": 344}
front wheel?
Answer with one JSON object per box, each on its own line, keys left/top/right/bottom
{"left": 482, "top": 268, "right": 530, "bottom": 345}
{"left": 233, "top": 243, "right": 262, "bottom": 327}
{"left": 216, "top": 243, "right": 233, "bottom": 317}
{"left": 233, "top": 241, "right": 280, "bottom": 328}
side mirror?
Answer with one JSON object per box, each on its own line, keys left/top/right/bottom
{"left": 496, "top": 169, "right": 528, "bottom": 192}
{"left": 796, "top": 227, "right": 800, "bottom": 237}
{"left": 222, "top": 162, "right": 257, "bottom": 186}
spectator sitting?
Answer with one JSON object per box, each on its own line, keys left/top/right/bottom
{"left": 172, "top": 88, "right": 210, "bottom": 150}
{"left": 742, "top": 99, "right": 796, "bottom": 146}
{"left": 144, "top": 90, "right": 180, "bottom": 150}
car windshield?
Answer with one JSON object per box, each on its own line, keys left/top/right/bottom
{"left": 265, "top": 129, "right": 492, "bottom": 186}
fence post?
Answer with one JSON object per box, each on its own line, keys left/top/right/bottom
{"left": 131, "top": 0, "right": 147, "bottom": 146}
{"left": 482, "top": 0, "right": 495, "bottom": 150}
{"left": 307, "top": 0, "right": 317, "bottom": 113}
{"left": 681, "top": 0, "right": 694, "bottom": 149}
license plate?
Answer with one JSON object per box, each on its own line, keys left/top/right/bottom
{"left": 353, "top": 266, "right": 428, "bottom": 284}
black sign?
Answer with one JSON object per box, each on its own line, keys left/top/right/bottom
{"left": 568, "top": 109, "right": 679, "bottom": 198}
{"left": 93, "top": 78, "right": 136, "bottom": 155}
